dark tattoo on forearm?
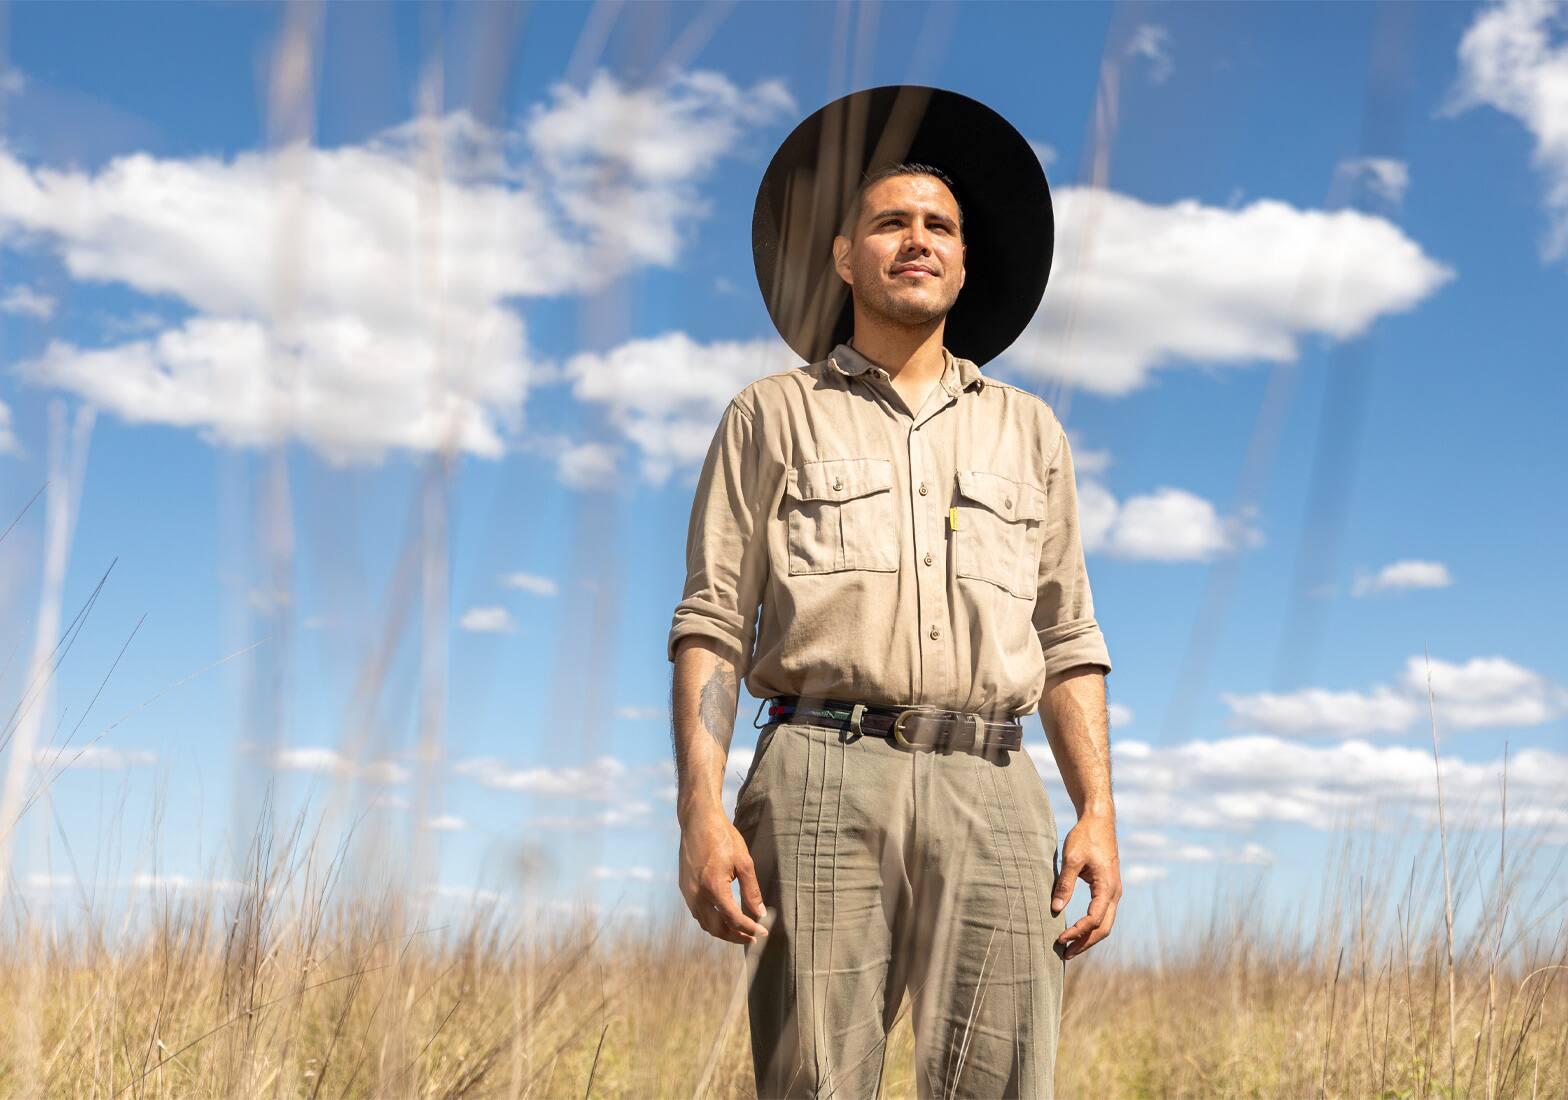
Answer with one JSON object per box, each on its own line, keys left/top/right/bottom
{"left": 699, "top": 661, "right": 738, "bottom": 747}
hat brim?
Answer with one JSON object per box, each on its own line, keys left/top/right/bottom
{"left": 752, "top": 84, "right": 1053, "bottom": 367}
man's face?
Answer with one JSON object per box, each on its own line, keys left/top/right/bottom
{"left": 833, "top": 173, "right": 966, "bottom": 328}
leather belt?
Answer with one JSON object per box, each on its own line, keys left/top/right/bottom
{"left": 755, "top": 695, "right": 1024, "bottom": 754}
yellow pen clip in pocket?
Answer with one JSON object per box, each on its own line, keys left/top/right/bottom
{"left": 949, "top": 506, "right": 960, "bottom": 531}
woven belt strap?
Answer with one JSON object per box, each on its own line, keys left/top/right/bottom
{"left": 756, "top": 695, "right": 1024, "bottom": 752}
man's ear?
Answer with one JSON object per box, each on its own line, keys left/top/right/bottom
{"left": 832, "top": 234, "right": 851, "bottom": 285}
{"left": 958, "top": 242, "right": 966, "bottom": 290}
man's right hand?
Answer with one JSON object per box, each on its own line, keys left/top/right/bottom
{"left": 679, "top": 809, "right": 771, "bottom": 945}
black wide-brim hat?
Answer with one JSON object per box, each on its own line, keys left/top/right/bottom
{"left": 752, "top": 84, "right": 1053, "bottom": 368}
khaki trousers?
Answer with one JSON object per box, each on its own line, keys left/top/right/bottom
{"left": 732, "top": 720, "right": 1068, "bottom": 1099}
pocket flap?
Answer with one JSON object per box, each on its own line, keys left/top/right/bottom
{"left": 787, "top": 457, "right": 894, "bottom": 502}
{"left": 956, "top": 469, "right": 1047, "bottom": 522}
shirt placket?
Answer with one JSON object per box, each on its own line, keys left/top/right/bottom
{"left": 907, "top": 378, "right": 961, "bottom": 706}
{"left": 847, "top": 354, "right": 964, "bottom": 709}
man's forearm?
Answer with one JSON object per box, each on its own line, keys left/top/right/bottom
{"left": 671, "top": 636, "right": 743, "bottom": 826}
{"left": 1038, "top": 666, "right": 1113, "bottom": 818}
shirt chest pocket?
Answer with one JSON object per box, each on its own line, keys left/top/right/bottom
{"left": 783, "top": 457, "right": 899, "bottom": 575}
{"left": 952, "top": 469, "right": 1048, "bottom": 599}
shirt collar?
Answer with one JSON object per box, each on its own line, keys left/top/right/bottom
{"left": 827, "top": 341, "right": 984, "bottom": 394}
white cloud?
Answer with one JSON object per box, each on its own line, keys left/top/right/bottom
{"left": 1398, "top": 654, "right": 1568, "bottom": 730}
{"left": 1028, "top": 139, "right": 1058, "bottom": 169}
{"left": 1071, "top": 734, "right": 1568, "bottom": 839}
{"left": 1065, "top": 431, "right": 1111, "bottom": 475}
{"left": 267, "top": 746, "right": 410, "bottom": 785}
{"left": 15, "top": 316, "right": 534, "bottom": 465}
{"left": 426, "top": 883, "right": 502, "bottom": 903}
{"left": 360, "top": 759, "right": 411, "bottom": 785}
{"left": 591, "top": 864, "right": 657, "bottom": 882}
{"left": 1222, "top": 685, "right": 1420, "bottom": 738}
{"left": 424, "top": 814, "right": 467, "bottom": 832}
{"left": 557, "top": 440, "right": 622, "bottom": 489}
{"left": 459, "top": 605, "right": 515, "bottom": 634}
{"left": 270, "top": 746, "right": 347, "bottom": 774}
{"left": 1334, "top": 156, "right": 1411, "bottom": 206}
{"left": 560, "top": 330, "right": 801, "bottom": 485}
{"left": 0, "top": 284, "right": 54, "bottom": 319}
{"left": 246, "top": 585, "right": 292, "bottom": 613}
{"left": 615, "top": 705, "right": 667, "bottom": 721}
{"left": 1351, "top": 559, "right": 1453, "bottom": 596}
{"left": 1222, "top": 654, "right": 1568, "bottom": 737}
{"left": 531, "top": 801, "right": 656, "bottom": 830}
{"left": 1119, "top": 829, "right": 1270, "bottom": 865}
{"left": 526, "top": 69, "right": 794, "bottom": 188}
{"left": 94, "top": 309, "right": 166, "bottom": 338}
{"left": 996, "top": 188, "right": 1454, "bottom": 395}
{"left": 1446, "top": 0, "right": 1568, "bottom": 261}
{"left": 33, "top": 744, "right": 157, "bottom": 769}
{"left": 129, "top": 873, "right": 246, "bottom": 894}
{"left": 726, "top": 753, "right": 753, "bottom": 790}
{"left": 453, "top": 753, "right": 630, "bottom": 800}
{"left": 1082, "top": 485, "right": 1263, "bottom": 562}
{"left": 499, "top": 571, "right": 558, "bottom": 596}
{"left": 1125, "top": 24, "right": 1174, "bottom": 84}
{"left": 0, "top": 399, "right": 18, "bottom": 456}
{"left": 1237, "top": 843, "right": 1274, "bottom": 865}
{"left": 28, "top": 871, "right": 248, "bottom": 896}
{"left": 1123, "top": 865, "right": 1169, "bottom": 885}
{"left": 515, "top": 430, "right": 623, "bottom": 488}
{"left": 0, "top": 69, "right": 796, "bottom": 465}
{"left": 1109, "top": 702, "right": 1134, "bottom": 728}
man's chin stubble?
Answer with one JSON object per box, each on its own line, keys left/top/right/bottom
{"left": 864, "top": 287, "right": 956, "bottom": 326}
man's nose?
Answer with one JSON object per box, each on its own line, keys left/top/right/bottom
{"left": 902, "top": 218, "right": 935, "bottom": 251}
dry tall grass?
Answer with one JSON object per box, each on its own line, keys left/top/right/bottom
{"left": 1, "top": 760, "right": 1563, "bottom": 1098}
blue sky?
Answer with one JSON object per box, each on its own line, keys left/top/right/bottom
{"left": 0, "top": 1, "right": 1564, "bottom": 950}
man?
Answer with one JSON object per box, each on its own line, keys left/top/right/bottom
{"left": 668, "top": 85, "right": 1121, "bottom": 1099}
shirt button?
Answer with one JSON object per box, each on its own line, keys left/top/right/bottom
{"left": 833, "top": 477, "right": 843, "bottom": 490}
{"left": 918, "top": 482, "right": 928, "bottom": 495}
{"left": 929, "top": 626, "right": 941, "bottom": 640}
{"left": 924, "top": 551, "right": 933, "bottom": 565}
{"left": 1005, "top": 497, "right": 1013, "bottom": 509}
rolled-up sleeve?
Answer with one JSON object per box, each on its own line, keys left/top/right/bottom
{"left": 666, "top": 395, "right": 769, "bottom": 676}
{"left": 1032, "top": 424, "right": 1112, "bottom": 680}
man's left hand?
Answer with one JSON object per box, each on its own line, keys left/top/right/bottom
{"left": 1051, "top": 810, "right": 1121, "bottom": 960}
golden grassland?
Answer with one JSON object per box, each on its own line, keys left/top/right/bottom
{"left": 0, "top": 785, "right": 1563, "bottom": 1099}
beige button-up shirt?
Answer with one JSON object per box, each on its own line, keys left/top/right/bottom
{"left": 667, "top": 340, "right": 1112, "bottom": 720}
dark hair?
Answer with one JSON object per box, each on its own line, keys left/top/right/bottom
{"left": 847, "top": 161, "right": 965, "bottom": 240}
